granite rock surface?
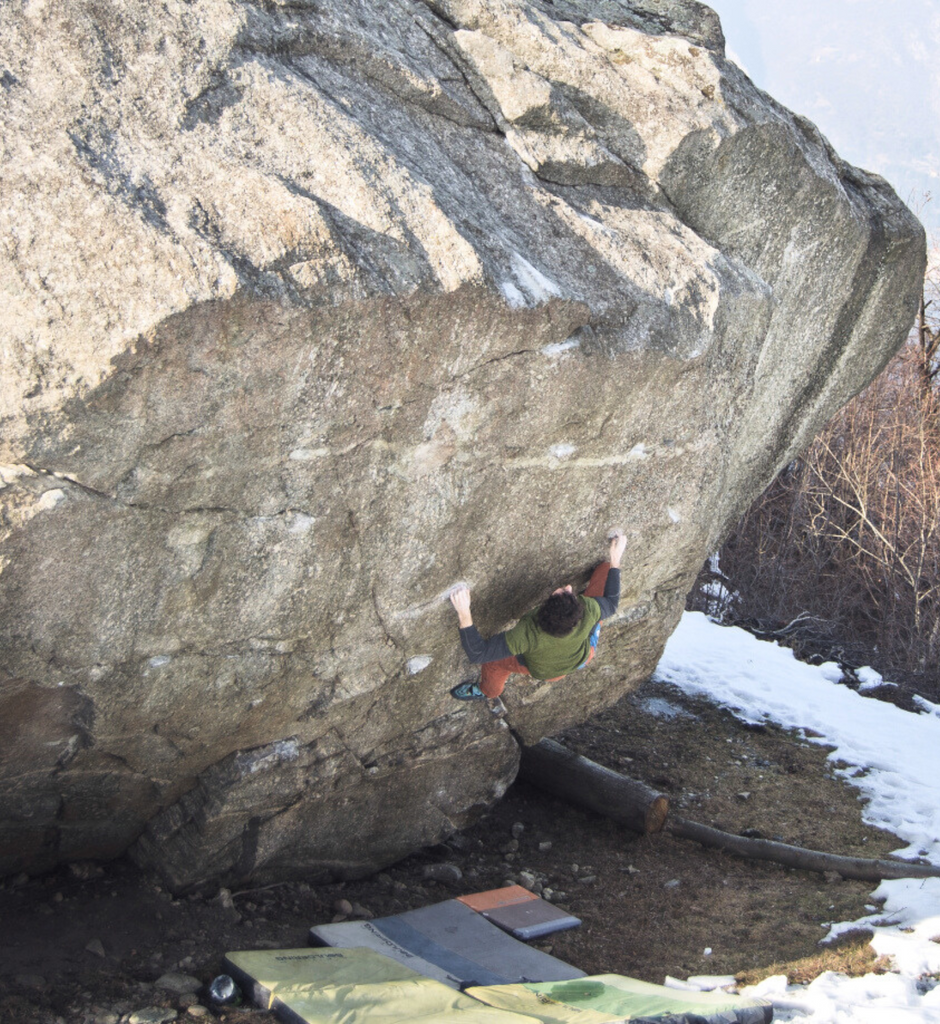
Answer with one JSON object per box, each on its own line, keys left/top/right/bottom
{"left": 0, "top": 0, "right": 924, "bottom": 889}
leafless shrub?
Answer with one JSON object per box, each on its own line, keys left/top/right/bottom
{"left": 691, "top": 271, "right": 940, "bottom": 697}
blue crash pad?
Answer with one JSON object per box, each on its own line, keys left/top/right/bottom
{"left": 309, "top": 899, "right": 584, "bottom": 988}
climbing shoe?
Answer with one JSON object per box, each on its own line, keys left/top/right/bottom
{"left": 450, "top": 681, "right": 486, "bottom": 701}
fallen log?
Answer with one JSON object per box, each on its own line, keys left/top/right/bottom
{"left": 521, "top": 739, "right": 940, "bottom": 882}
{"left": 519, "top": 738, "right": 669, "bottom": 835}
{"left": 666, "top": 816, "right": 940, "bottom": 882}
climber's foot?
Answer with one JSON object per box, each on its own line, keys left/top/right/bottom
{"left": 486, "top": 697, "right": 507, "bottom": 717}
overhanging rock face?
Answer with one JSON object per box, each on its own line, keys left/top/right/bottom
{"left": 0, "top": 0, "right": 925, "bottom": 890}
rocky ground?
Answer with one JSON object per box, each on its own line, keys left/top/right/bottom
{"left": 0, "top": 675, "right": 900, "bottom": 1024}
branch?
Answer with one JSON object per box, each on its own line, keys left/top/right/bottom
{"left": 666, "top": 817, "right": 940, "bottom": 883}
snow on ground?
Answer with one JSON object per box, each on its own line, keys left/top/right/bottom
{"left": 653, "top": 611, "right": 940, "bottom": 1022}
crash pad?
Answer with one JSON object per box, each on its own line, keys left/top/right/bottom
{"left": 482, "top": 899, "right": 581, "bottom": 941}
{"left": 309, "top": 900, "right": 584, "bottom": 988}
{"left": 302, "top": 919, "right": 464, "bottom": 988}
{"left": 223, "top": 946, "right": 542, "bottom": 1024}
{"left": 457, "top": 886, "right": 581, "bottom": 941}
{"left": 466, "top": 974, "right": 773, "bottom": 1024}
{"left": 457, "top": 886, "right": 539, "bottom": 913}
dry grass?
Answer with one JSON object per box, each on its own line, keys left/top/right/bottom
{"left": 736, "top": 928, "right": 893, "bottom": 987}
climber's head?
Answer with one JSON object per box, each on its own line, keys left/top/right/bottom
{"left": 537, "top": 585, "right": 584, "bottom": 637}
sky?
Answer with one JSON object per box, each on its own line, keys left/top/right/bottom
{"left": 704, "top": 0, "right": 940, "bottom": 244}
{"left": 654, "top": 611, "right": 940, "bottom": 1022}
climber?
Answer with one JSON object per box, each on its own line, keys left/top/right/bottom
{"left": 449, "top": 529, "right": 627, "bottom": 713}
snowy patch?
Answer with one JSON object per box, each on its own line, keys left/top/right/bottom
{"left": 406, "top": 656, "right": 433, "bottom": 675}
{"left": 287, "top": 512, "right": 315, "bottom": 535}
{"left": 817, "top": 661, "right": 844, "bottom": 684}
{"left": 627, "top": 443, "right": 649, "bottom": 460}
{"left": 655, "top": 611, "right": 940, "bottom": 1022}
{"left": 655, "top": 612, "right": 940, "bottom": 864}
{"left": 237, "top": 739, "right": 300, "bottom": 776}
{"left": 541, "top": 337, "right": 581, "bottom": 358}
{"left": 38, "top": 488, "right": 66, "bottom": 510}
{"left": 915, "top": 695, "right": 940, "bottom": 718}
{"left": 549, "top": 443, "right": 576, "bottom": 460}
{"left": 856, "top": 666, "right": 892, "bottom": 691}
{"left": 499, "top": 280, "right": 526, "bottom": 308}
{"left": 635, "top": 696, "right": 695, "bottom": 721}
{"left": 511, "top": 252, "right": 562, "bottom": 303}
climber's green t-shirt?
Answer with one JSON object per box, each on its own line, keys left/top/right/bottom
{"left": 504, "top": 596, "right": 602, "bottom": 680}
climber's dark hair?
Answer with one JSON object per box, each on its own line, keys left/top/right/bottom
{"left": 537, "top": 591, "right": 584, "bottom": 637}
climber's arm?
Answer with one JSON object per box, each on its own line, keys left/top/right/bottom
{"left": 450, "top": 585, "right": 513, "bottom": 664}
{"left": 595, "top": 530, "right": 626, "bottom": 619}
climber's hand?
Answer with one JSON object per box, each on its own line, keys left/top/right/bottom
{"left": 449, "top": 585, "right": 473, "bottom": 628}
{"left": 608, "top": 529, "right": 627, "bottom": 568}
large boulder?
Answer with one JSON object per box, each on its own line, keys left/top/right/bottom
{"left": 0, "top": 0, "right": 924, "bottom": 891}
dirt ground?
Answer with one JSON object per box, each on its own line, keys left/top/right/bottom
{"left": 0, "top": 676, "right": 903, "bottom": 1024}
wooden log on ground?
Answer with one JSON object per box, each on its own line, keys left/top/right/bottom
{"left": 520, "top": 738, "right": 669, "bottom": 835}
{"left": 522, "top": 739, "right": 940, "bottom": 882}
{"left": 666, "top": 816, "right": 940, "bottom": 882}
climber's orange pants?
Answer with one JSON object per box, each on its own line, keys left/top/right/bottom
{"left": 479, "top": 562, "right": 610, "bottom": 699}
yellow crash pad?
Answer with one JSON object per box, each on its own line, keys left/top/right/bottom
{"left": 224, "top": 946, "right": 543, "bottom": 1024}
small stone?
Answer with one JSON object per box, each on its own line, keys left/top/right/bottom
{"left": 737, "top": 791, "right": 751, "bottom": 801}
{"left": 518, "top": 871, "right": 538, "bottom": 890}
{"left": 664, "top": 879, "right": 681, "bottom": 889}
{"left": 95, "top": 1014, "right": 120, "bottom": 1024}
{"left": 154, "top": 973, "right": 202, "bottom": 997}
{"left": 511, "top": 822, "right": 525, "bottom": 839}
{"left": 187, "top": 1008, "right": 208, "bottom": 1019}
{"left": 331, "top": 913, "right": 348, "bottom": 923}
{"left": 579, "top": 875, "right": 597, "bottom": 884}
{"left": 350, "top": 903, "right": 374, "bottom": 919}
{"left": 128, "top": 1010, "right": 177, "bottom": 1024}
{"left": 570, "top": 864, "right": 579, "bottom": 875}
{"left": 422, "top": 863, "right": 463, "bottom": 885}
{"left": 215, "top": 888, "right": 235, "bottom": 910}
{"left": 376, "top": 873, "right": 392, "bottom": 887}
{"left": 85, "top": 938, "right": 106, "bottom": 958}
{"left": 178, "top": 994, "right": 199, "bottom": 1009}
{"left": 333, "top": 898, "right": 353, "bottom": 915}
{"left": 538, "top": 841, "right": 552, "bottom": 852}
{"left": 501, "top": 839, "right": 519, "bottom": 854}
{"left": 824, "top": 871, "right": 842, "bottom": 884}
{"left": 53, "top": 891, "right": 64, "bottom": 902}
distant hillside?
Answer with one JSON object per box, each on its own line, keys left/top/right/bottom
{"left": 709, "top": 0, "right": 940, "bottom": 242}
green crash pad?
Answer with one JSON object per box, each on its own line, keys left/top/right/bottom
{"left": 466, "top": 974, "right": 773, "bottom": 1024}
{"left": 223, "top": 946, "right": 543, "bottom": 1024}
